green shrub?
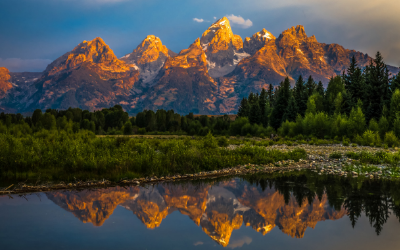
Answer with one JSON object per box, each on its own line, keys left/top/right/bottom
{"left": 345, "top": 152, "right": 359, "bottom": 159}
{"left": 362, "top": 130, "right": 375, "bottom": 146}
{"left": 384, "top": 131, "right": 399, "bottom": 147}
{"left": 217, "top": 136, "right": 229, "bottom": 147}
{"left": 342, "top": 136, "right": 350, "bottom": 146}
{"left": 329, "top": 152, "right": 342, "bottom": 159}
{"left": 137, "top": 128, "right": 146, "bottom": 135}
{"left": 203, "top": 132, "right": 218, "bottom": 148}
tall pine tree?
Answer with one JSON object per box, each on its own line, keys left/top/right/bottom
{"left": 345, "top": 56, "right": 365, "bottom": 109}
{"left": 294, "top": 75, "right": 307, "bottom": 116}
{"left": 259, "top": 88, "right": 268, "bottom": 127}
{"left": 365, "top": 52, "right": 391, "bottom": 122}
{"left": 267, "top": 84, "right": 274, "bottom": 107}
{"left": 237, "top": 97, "right": 250, "bottom": 117}
{"left": 282, "top": 94, "right": 298, "bottom": 122}
{"left": 392, "top": 73, "right": 400, "bottom": 91}
{"left": 270, "top": 77, "right": 291, "bottom": 129}
{"left": 249, "top": 101, "right": 262, "bottom": 124}
{"left": 305, "top": 75, "right": 316, "bottom": 99}
{"left": 316, "top": 81, "right": 324, "bottom": 97}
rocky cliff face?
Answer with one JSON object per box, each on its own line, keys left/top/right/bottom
{"left": 135, "top": 38, "right": 219, "bottom": 114}
{"left": 0, "top": 67, "right": 12, "bottom": 99}
{"left": 19, "top": 38, "right": 139, "bottom": 112}
{"left": 200, "top": 17, "right": 250, "bottom": 78}
{"left": 244, "top": 28, "right": 276, "bottom": 55}
{"left": 121, "top": 35, "right": 176, "bottom": 84}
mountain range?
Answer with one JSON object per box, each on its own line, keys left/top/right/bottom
{"left": 1, "top": 17, "right": 399, "bottom": 115}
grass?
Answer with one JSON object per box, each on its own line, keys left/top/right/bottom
{"left": 344, "top": 151, "right": 400, "bottom": 165}
{"left": 0, "top": 131, "right": 307, "bottom": 182}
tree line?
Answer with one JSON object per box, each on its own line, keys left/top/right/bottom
{"left": 237, "top": 52, "right": 400, "bottom": 145}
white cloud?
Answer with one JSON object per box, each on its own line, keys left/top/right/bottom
{"left": 193, "top": 18, "right": 205, "bottom": 23}
{"left": 0, "top": 58, "right": 52, "bottom": 72}
{"left": 214, "top": 17, "right": 217, "bottom": 19}
{"left": 193, "top": 241, "right": 203, "bottom": 246}
{"left": 226, "top": 14, "right": 253, "bottom": 29}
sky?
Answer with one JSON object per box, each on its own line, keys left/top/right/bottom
{"left": 0, "top": 0, "right": 399, "bottom": 72}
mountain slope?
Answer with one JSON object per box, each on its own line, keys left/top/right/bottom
{"left": 0, "top": 67, "right": 12, "bottom": 99}
{"left": 136, "top": 38, "right": 219, "bottom": 114}
{"left": 21, "top": 38, "right": 139, "bottom": 112}
{"left": 121, "top": 35, "right": 176, "bottom": 84}
{"left": 200, "top": 17, "right": 250, "bottom": 78}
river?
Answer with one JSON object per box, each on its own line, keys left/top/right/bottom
{"left": 1, "top": 173, "right": 400, "bottom": 249}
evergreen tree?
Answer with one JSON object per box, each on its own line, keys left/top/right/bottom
{"left": 282, "top": 94, "right": 298, "bottom": 122}
{"left": 345, "top": 56, "right": 365, "bottom": 109}
{"left": 237, "top": 98, "right": 250, "bottom": 117}
{"left": 32, "top": 109, "right": 43, "bottom": 126}
{"left": 123, "top": 121, "right": 133, "bottom": 135}
{"left": 267, "top": 84, "right": 274, "bottom": 107}
{"left": 316, "top": 81, "right": 324, "bottom": 97}
{"left": 341, "top": 90, "right": 353, "bottom": 116}
{"left": 270, "top": 77, "right": 291, "bottom": 129}
{"left": 293, "top": 75, "right": 307, "bottom": 116}
{"left": 262, "top": 102, "right": 270, "bottom": 127}
{"left": 378, "top": 116, "right": 390, "bottom": 139}
{"left": 249, "top": 101, "right": 262, "bottom": 124}
{"left": 390, "top": 89, "right": 400, "bottom": 123}
{"left": 326, "top": 76, "right": 345, "bottom": 115}
{"left": 365, "top": 52, "right": 391, "bottom": 122}
{"left": 156, "top": 109, "right": 167, "bottom": 131}
{"left": 392, "top": 73, "right": 400, "bottom": 92}
{"left": 259, "top": 88, "right": 268, "bottom": 125}
{"left": 393, "top": 114, "right": 400, "bottom": 139}
{"left": 305, "top": 75, "right": 316, "bottom": 98}
{"left": 135, "top": 112, "right": 146, "bottom": 128}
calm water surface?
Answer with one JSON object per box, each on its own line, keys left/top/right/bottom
{"left": 1, "top": 174, "right": 400, "bottom": 250}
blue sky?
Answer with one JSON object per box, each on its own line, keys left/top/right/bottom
{"left": 1, "top": 0, "right": 399, "bottom": 72}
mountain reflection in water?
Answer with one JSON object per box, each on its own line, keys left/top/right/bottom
{"left": 45, "top": 179, "right": 347, "bottom": 247}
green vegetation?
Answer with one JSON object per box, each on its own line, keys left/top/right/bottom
{"left": 0, "top": 131, "right": 306, "bottom": 182}
{"left": 237, "top": 52, "right": 400, "bottom": 146}
{"left": 329, "top": 152, "right": 342, "bottom": 159}
{"left": 344, "top": 150, "right": 400, "bottom": 165}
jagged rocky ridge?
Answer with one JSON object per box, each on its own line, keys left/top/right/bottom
{"left": 0, "top": 17, "right": 399, "bottom": 115}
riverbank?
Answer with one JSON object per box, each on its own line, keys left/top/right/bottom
{"left": 2, "top": 132, "right": 400, "bottom": 194}
{"left": 2, "top": 148, "right": 400, "bottom": 195}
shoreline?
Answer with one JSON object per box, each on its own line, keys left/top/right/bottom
{"left": 2, "top": 153, "right": 399, "bottom": 195}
